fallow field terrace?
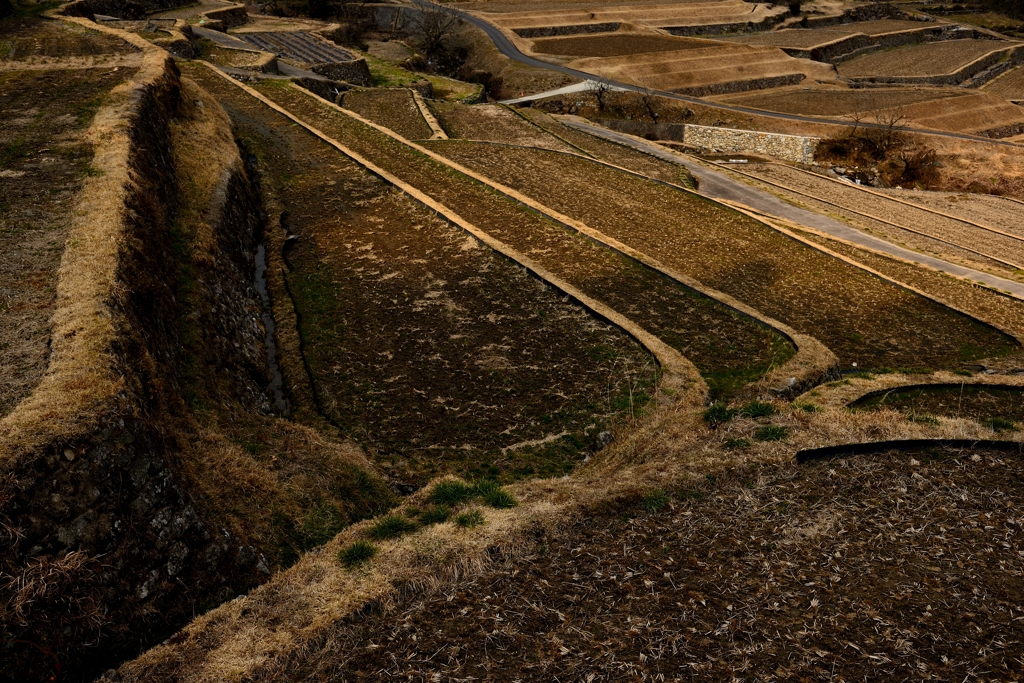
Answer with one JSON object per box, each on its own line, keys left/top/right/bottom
{"left": 729, "top": 162, "right": 1024, "bottom": 277}
{"left": 340, "top": 87, "right": 434, "bottom": 141}
{"left": 837, "top": 37, "right": 1024, "bottom": 83}
{"left": 460, "top": 0, "right": 790, "bottom": 37}
{"left": 0, "top": 15, "right": 140, "bottom": 418}
{"left": 419, "top": 140, "right": 1021, "bottom": 374}
{"left": 186, "top": 62, "right": 672, "bottom": 486}
{"left": 983, "top": 63, "right": 1024, "bottom": 103}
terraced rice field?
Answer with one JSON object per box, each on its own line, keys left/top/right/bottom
{"left": 895, "top": 91, "right": 1024, "bottom": 135}
{"left": 516, "top": 108, "right": 695, "bottom": 185}
{"left": 187, "top": 65, "right": 662, "bottom": 484}
{"left": 566, "top": 42, "right": 814, "bottom": 92}
{"left": 238, "top": 31, "right": 352, "bottom": 64}
{"left": 431, "top": 102, "right": 576, "bottom": 152}
{"left": 474, "top": 0, "right": 787, "bottom": 32}
{"left": 723, "top": 19, "right": 938, "bottom": 47}
{"left": 850, "top": 384, "right": 1024, "bottom": 424}
{"left": 341, "top": 89, "right": 433, "bottom": 140}
{"left": 530, "top": 33, "right": 717, "bottom": 57}
{"left": 839, "top": 39, "right": 1018, "bottom": 78}
{"left": 874, "top": 189, "right": 1024, "bottom": 239}
{"left": 421, "top": 141, "right": 1020, "bottom": 371}
{"left": 794, "top": 228, "right": 1024, "bottom": 344}
{"left": 286, "top": 448, "right": 1024, "bottom": 682}
{"left": 252, "top": 82, "right": 796, "bottom": 399}
{"left": 0, "top": 65, "right": 137, "bottom": 418}
{"left": 983, "top": 64, "right": 1024, "bottom": 102}
{"left": 710, "top": 86, "right": 963, "bottom": 116}
{"left": 0, "top": 15, "right": 136, "bottom": 61}
{"left": 737, "top": 163, "right": 1024, "bottom": 274}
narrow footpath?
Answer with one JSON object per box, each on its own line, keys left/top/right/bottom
{"left": 563, "top": 119, "right": 1024, "bottom": 300}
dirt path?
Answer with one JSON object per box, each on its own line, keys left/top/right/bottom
{"left": 563, "top": 119, "right": 1024, "bottom": 300}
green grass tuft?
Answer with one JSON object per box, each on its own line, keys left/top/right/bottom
{"left": 723, "top": 437, "right": 751, "bottom": 449}
{"left": 907, "top": 413, "right": 940, "bottom": 425}
{"left": 338, "top": 540, "right": 378, "bottom": 568}
{"left": 366, "top": 514, "right": 418, "bottom": 541}
{"left": 420, "top": 505, "right": 452, "bottom": 525}
{"left": 476, "top": 480, "right": 518, "bottom": 509}
{"left": 755, "top": 425, "right": 789, "bottom": 442}
{"left": 429, "top": 480, "right": 478, "bottom": 507}
{"left": 740, "top": 400, "right": 776, "bottom": 418}
{"left": 455, "top": 509, "right": 485, "bottom": 528}
{"left": 642, "top": 489, "right": 670, "bottom": 513}
{"left": 795, "top": 403, "right": 819, "bottom": 413}
{"left": 703, "top": 403, "right": 737, "bottom": 427}
{"left": 986, "top": 417, "right": 1020, "bottom": 432}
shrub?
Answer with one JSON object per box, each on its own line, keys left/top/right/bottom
{"left": 642, "top": 489, "right": 670, "bottom": 513}
{"left": 429, "top": 480, "right": 477, "bottom": 507}
{"left": 338, "top": 540, "right": 377, "bottom": 568}
{"left": 986, "top": 417, "right": 1020, "bottom": 432}
{"left": 420, "top": 505, "right": 451, "bottom": 525}
{"left": 367, "top": 515, "right": 418, "bottom": 541}
{"left": 476, "top": 480, "right": 517, "bottom": 509}
{"left": 703, "top": 403, "right": 737, "bottom": 426}
{"left": 740, "top": 400, "right": 776, "bottom": 418}
{"left": 455, "top": 509, "right": 485, "bottom": 528}
{"left": 755, "top": 425, "right": 789, "bottom": 442}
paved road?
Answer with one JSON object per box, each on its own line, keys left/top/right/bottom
{"left": 408, "top": 0, "right": 1023, "bottom": 150}
{"left": 563, "top": 119, "right": 1024, "bottom": 299}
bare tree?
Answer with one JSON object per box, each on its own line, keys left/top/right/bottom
{"left": 415, "top": 6, "right": 461, "bottom": 65}
{"left": 587, "top": 80, "right": 611, "bottom": 112}
{"left": 632, "top": 79, "right": 660, "bottom": 123}
{"left": 868, "top": 106, "right": 908, "bottom": 153}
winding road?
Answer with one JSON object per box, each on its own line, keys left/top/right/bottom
{"left": 562, "top": 119, "right": 1024, "bottom": 299}
{"left": 409, "top": 0, "right": 1023, "bottom": 149}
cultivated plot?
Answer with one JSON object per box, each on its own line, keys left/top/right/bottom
{"left": 838, "top": 38, "right": 1020, "bottom": 79}
{"left": 983, "top": 63, "right": 1024, "bottom": 102}
{"left": 341, "top": 88, "right": 433, "bottom": 140}
{"left": 741, "top": 163, "right": 1024, "bottom": 271}
{"left": 0, "top": 65, "right": 137, "bottom": 418}
{"left": 255, "top": 82, "right": 796, "bottom": 399}
{"left": 188, "top": 65, "right": 660, "bottom": 484}
{"left": 709, "top": 86, "right": 964, "bottom": 117}
{"left": 430, "top": 101, "right": 576, "bottom": 152}
{"left": 422, "top": 142, "right": 1020, "bottom": 371}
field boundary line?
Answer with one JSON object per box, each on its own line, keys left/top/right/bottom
{"left": 770, "top": 162, "right": 1024, "bottom": 247}
{"left": 288, "top": 85, "right": 839, "bottom": 394}
{"left": 500, "top": 104, "right": 597, "bottom": 159}
{"left": 410, "top": 88, "right": 447, "bottom": 140}
{"left": 796, "top": 369, "right": 1024, "bottom": 410}
{"left": 199, "top": 63, "right": 703, "bottom": 398}
{"left": 707, "top": 160, "right": 1024, "bottom": 272}
{"left": 721, "top": 200, "right": 1024, "bottom": 347}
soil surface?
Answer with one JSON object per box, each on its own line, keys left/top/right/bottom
{"left": 424, "top": 141, "right": 1019, "bottom": 372}
{"left": 188, "top": 65, "right": 660, "bottom": 485}
{"left": 255, "top": 82, "right": 795, "bottom": 400}
{"left": 342, "top": 88, "right": 432, "bottom": 141}
{"left": 531, "top": 33, "right": 715, "bottom": 57}
{"left": 432, "top": 101, "right": 576, "bottom": 152}
{"left": 711, "top": 87, "right": 963, "bottom": 117}
{"left": 0, "top": 66, "right": 136, "bottom": 418}
{"left": 280, "top": 446, "right": 1024, "bottom": 681}
{"left": 850, "top": 384, "right": 1024, "bottom": 424}
{"left": 839, "top": 39, "right": 1020, "bottom": 78}
{"left": 0, "top": 15, "right": 135, "bottom": 60}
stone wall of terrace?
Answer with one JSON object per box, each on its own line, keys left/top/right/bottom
{"left": 597, "top": 118, "right": 819, "bottom": 163}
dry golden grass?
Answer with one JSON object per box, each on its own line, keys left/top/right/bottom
{"left": 896, "top": 91, "right": 1024, "bottom": 135}
{"left": 0, "top": 16, "right": 170, "bottom": 460}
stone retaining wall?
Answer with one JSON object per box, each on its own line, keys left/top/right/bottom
{"left": 512, "top": 22, "right": 620, "bottom": 38}
{"left": 674, "top": 72, "right": 805, "bottom": 96}
{"left": 311, "top": 58, "right": 373, "bottom": 86}
{"left": 663, "top": 13, "right": 786, "bottom": 36}
{"left": 199, "top": 3, "right": 247, "bottom": 31}
{"left": 597, "top": 118, "right": 818, "bottom": 163}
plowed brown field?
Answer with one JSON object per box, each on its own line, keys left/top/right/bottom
{"left": 341, "top": 88, "right": 433, "bottom": 140}
{"left": 839, "top": 39, "right": 1019, "bottom": 78}
{"left": 422, "top": 141, "right": 1020, "bottom": 371}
